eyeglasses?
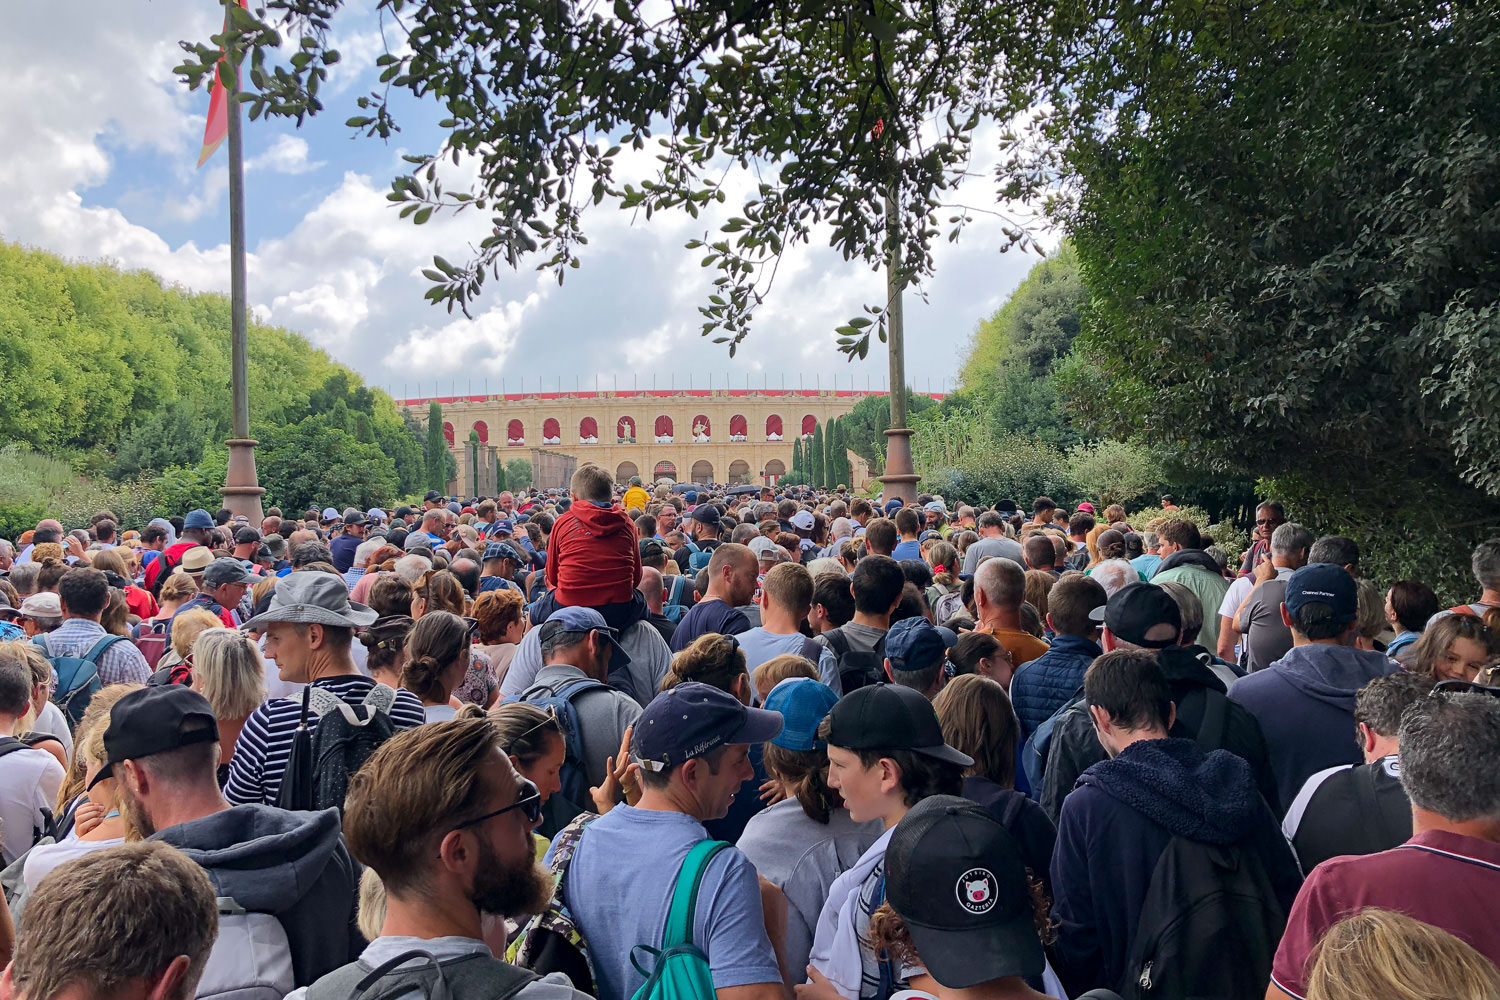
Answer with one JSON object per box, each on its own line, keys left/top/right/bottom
{"left": 451, "top": 778, "right": 542, "bottom": 830}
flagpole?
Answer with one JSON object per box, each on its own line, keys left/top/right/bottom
{"left": 219, "top": 0, "right": 264, "bottom": 520}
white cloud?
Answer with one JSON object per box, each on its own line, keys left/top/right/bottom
{"left": 246, "top": 134, "right": 325, "bottom": 174}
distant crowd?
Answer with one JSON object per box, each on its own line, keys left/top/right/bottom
{"left": 0, "top": 472, "right": 1495, "bottom": 1000}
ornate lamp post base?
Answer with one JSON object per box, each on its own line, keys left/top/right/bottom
{"left": 221, "top": 438, "right": 265, "bottom": 520}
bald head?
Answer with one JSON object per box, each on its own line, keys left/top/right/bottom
{"left": 637, "top": 565, "right": 664, "bottom": 613}
{"left": 975, "top": 556, "right": 1026, "bottom": 611}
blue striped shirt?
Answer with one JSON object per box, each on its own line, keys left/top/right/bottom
{"left": 224, "top": 675, "right": 425, "bottom": 805}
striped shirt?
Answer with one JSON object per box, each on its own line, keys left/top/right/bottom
{"left": 224, "top": 675, "right": 425, "bottom": 805}
{"left": 38, "top": 619, "right": 151, "bottom": 687}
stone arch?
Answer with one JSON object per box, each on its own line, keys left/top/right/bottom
{"left": 728, "top": 459, "right": 751, "bottom": 485}
{"left": 765, "top": 414, "right": 783, "bottom": 441}
{"left": 691, "top": 460, "right": 714, "bottom": 484}
{"left": 442, "top": 421, "right": 455, "bottom": 447}
{"left": 691, "top": 414, "right": 711, "bottom": 443}
{"left": 506, "top": 419, "right": 524, "bottom": 446}
{"left": 617, "top": 416, "right": 636, "bottom": 443}
{"left": 542, "top": 417, "right": 561, "bottom": 445}
{"left": 579, "top": 416, "right": 599, "bottom": 443}
{"left": 615, "top": 460, "right": 639, "bottom": 484}
{"left": 653, "top": 459, "right": 677, "bottom": 481}
{"left": 653, "top": 415, "right": 674, "bottom": 443}
{"left": 729, "top": 414, "right": 748, "bottom": 442}
{"left": 472, "top": 420, "right": 489, "bottom": 445}
{"left": 801, "top": 414, "right": 817, "bottom": 438}
{"left": 764, "top": 458, "right": 786, "bottom": 482}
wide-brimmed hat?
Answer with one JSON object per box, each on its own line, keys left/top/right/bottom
{"left": 240, "top": 573, "right": 378, "bottom": 631}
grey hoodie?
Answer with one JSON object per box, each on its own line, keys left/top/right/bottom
{"left": 1228, "top": 643, "right": 1400, "bottom": 812}
{"left": 152, "top": 804, "right": 362, "bottom": 986}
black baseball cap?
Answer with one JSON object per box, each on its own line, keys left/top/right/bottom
{"left": 824, "top": 684, "right": 973, "bottom": 767}
{"left": 97, "top": 686, "right": 220, "bottom": 784}
{"left": 886, "top": 795, "right": 1044, "bottom": 988}
{"left": 424, "top": 490, "right": 443, "bottom": 503}
{"left": 1089, "top": 582, "right": 1182, "bottom": 648}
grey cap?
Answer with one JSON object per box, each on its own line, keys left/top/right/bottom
{"left": 240, "top": 573, "right": 378, "bottom": 631}
{"left": 404, "top": 531, "right": 436, "bottom": 553}
{"left": 263, "top": 534, "right": 287, "bottom": 558}
{"left": 203, "top": 558, "right": 258, "bottom": 588}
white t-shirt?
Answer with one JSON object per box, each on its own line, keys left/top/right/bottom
{"left": 423, "top": 704, "right": 458, "bottom": 724}
{"left": 23, "top": 834, "right": 124, "bottom": 892}
{"left": 0, "top": 746, "right": 65, "bottom": 864}
{"left": 29, "top": 702, "right": 74, "bottom": 762}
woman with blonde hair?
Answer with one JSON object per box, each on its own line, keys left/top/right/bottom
{"left": 190, "top": 629, "right": 267, "bottom": 779}
{"left": 402, "top": 610, "right": 471, "bottom": 723}
{"left": 7, "top": 642, "right": 71, "bottom": 767}
{"left": 21, "top": 693, "right": 139, "bottom": 897}
{"left": 1305, "top": 908, "right": 1500, "bottom": 1000}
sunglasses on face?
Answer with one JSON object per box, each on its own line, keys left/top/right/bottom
{"left": 451, "top": 777, "right": 542, "bottom": 830}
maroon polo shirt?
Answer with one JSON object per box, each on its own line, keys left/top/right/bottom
{"left": 1271, "top": 830, "right": 1500, "bottom": 998}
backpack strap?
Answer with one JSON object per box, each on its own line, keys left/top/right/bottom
{"left": 1194, "top": 690, "right": 1229, "bottom": 751}
{"left": 0, "top": 736, "right": 33, "bottom": 763}
{"left": 304, "top": 685, "right": 391, "bottom": 727}
{"left": 1353, "top": 761, "right": 1402, "bottom": 849}
{"left": 361, "top": 684, "right": 398, "bottom": 716}
{"left": 822, "top": 628, "right": 851, "bottom": 659}
{"left": 799, "top": 636, "right": 824, "bottom": 664}
{"left": 662, "top": 839, "right": 731, "bottom": 949}
{"left": 521, "top": 676, "right": 608, "bottom": 704}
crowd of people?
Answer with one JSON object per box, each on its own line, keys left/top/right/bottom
{"left": 0, "top": 476, "right": 1496, "bottom": 1000}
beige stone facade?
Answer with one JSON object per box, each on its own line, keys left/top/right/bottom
{"left": 405, "top": 389, "right": 884, "bottom": 493}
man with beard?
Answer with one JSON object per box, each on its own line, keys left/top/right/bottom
{"left": 293, "top": 717, "right": 589, "bottom": 1000}
{"left": 99, "top": 686, "right": 362, "bottom": 992}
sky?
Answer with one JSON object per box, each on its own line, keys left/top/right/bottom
{"left": 0, "top": 0, "right": 1054, "bottom": 399}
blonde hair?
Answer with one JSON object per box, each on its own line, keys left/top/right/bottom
{"left": 191, "top": 629, "right": 267, "bottom": 720}
{"left": 6, "top": 640, "right": 52, "bottom": 739}
{"left": 57, "top": 684, "right": 144, "bottom": 813}
{"left": 170, "top": 608, "right": 226, "bottom": 661}
{"left": 87, "top": 548, "right": 128, "bottom": 577}
{"left": 751, "top": 654, "right": 818, "bottom": 703}
{"left": 159, "top": 571, "right": 200, "bottom": 605}
{"left": 1306, "top": 908, "right": 1500, "bottom": 1000}
{"left": 101, "top": 588, "right": 130, "bottom": 636}
{"left": 357, "top": 866, "right": 387, "bottom": 941}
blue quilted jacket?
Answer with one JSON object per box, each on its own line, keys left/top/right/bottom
{"left": 1010, "top": 633, "right": 1103, "bottom": 741}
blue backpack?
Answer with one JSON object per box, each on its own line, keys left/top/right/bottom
{"left": 662, "top": 575, "right": 689, "bottom": 624}
{"left": 520, "top": 676, "right": 610, "bottom": 833}
{"left": 34, "top": 634, "right": 126, "bottom": 727}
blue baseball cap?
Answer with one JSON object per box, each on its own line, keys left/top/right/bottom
{"left": 886, "top": 617, "right": 950, "bottom": 671}
{"left": 538, "top": 606, "right": 630, "bottom": 664}
{"left": 183, "top": 509, "right": 214, "bottom": 531}
{"left": 1285, "top": 563, "right": 1358, "bottom": 624}
{"left": 483, "top": 541, "right": 524, "bottom": 564}
{"left": 765, "top": 678, "right": 839, "bottom": 751}
{"left": 633, "top": 681, "right": 783, "bottom": 771}
{"left": 492, "top": 518, "right": 515, "bottom": 536}
{"left": 884, "top": 499, "right": 903, "bottom": 515}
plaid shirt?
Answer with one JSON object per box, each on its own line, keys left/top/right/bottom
{"left": 39, "top": 619, "right": 151, "bottom": 686}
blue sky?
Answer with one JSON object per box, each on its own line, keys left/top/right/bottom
{"left": 0, "top": 0, "right": 1052, "bottom": 398}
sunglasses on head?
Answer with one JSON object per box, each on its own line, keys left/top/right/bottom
{"left": 451, "top": 777, "right": 542, "bottom": 830}
{"left": 1433, "top": 679, "right": 1500, "bottom": 698}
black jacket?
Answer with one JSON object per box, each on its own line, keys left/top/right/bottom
{"left": 1041, "top": 646, "right": 1279, "bottom": 823}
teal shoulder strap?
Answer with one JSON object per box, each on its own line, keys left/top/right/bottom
{"left": 662, "top": 839, "right": 730, "bottom": 949}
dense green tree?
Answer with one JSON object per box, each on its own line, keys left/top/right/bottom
{"left": 494, "top": 458, "right": 507, "bottom": 494}
{"left": 811, "top": 422, "right": 826, "bottom": 488}
{"left": 842, "top": 391, "right": 939, "bottom": 474}
{"left": 505, "top": 459, "right": 533, "bottom": 490}
{"left": 257, "top": 420, "right": 398, "bottom": 515}
{"left": 108, "top": 402, "right": 212, "bottom": 479}
{"left": 1036, "top": 0, "right": 1500, "bottom": 589}
{"left": 468, "top": 430, "right": 481, "bottom": 495}
{"left": 425, "top": 402, "right": 447, "bottom": 494}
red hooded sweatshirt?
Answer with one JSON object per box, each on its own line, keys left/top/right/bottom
{"left": 545, "top": 501, "right": 642, "bottom": 608}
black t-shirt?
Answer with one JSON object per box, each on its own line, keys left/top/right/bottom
{"left": 962, "top": 775, "right": 1058, "bottom": 897}
{"left": 669, "top": 598, "right": 750, "bottom": 652}
{"left": 1283, "top": 755, "right": 1411, "bottom": 872}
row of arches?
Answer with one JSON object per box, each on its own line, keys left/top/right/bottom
{"left": 442, "top": 414, "right": 820, "bottom": 447}
{"left": 614, "top": 459, "right": 785, "bottom": 485}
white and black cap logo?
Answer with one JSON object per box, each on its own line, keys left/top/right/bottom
{"left": 955, "top": 867, "right": 997, "bottom": 914}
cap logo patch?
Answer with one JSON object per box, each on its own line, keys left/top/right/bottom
{"left": 956, "top": 868, "right": 997, "bottom": 914}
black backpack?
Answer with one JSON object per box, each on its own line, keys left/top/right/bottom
{"left": 1120, "top": 835, "right": 1287, "bottom": 999}
{"left": 821, "top": 628, "right": 886, "bottom": 692}
{"left": 306, "top": 950, "right": 535, "bottom": 1000}
{"left": 276, "top": 685, "right": 397, "bottom": 813}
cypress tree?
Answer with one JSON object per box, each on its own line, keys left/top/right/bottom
{"left": 426, "top": 402, "right": 447, "bottom": 493}
{"left": 811, "top": 421, "right": 826, "bottom": 487}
